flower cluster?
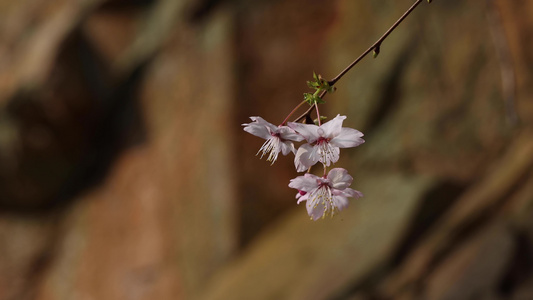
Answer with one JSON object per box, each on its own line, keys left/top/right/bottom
{"left": 290, "top": 168, "right": 363, "bottom": 221}
{"left": 243, "top": 114, "right": 364, "bottom": 220}
{"left": 241, "top": 0, "right": 430, "bottom": 220}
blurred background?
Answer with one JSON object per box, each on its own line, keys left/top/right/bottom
{"left": 0, "top": 0, "right": 532, "bottom": 299}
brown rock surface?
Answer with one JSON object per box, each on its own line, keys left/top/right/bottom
{"left": 1, "top": 0, "right": 533, "bottom": 300}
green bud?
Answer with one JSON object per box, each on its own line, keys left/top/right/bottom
{"left": 313, "top": 116, "right": 328, "bottom": 125}
{"left": 307, "top": 72, "right": 333, "bottom": 98}
{"left": 307, "top": 81, "right": 318, "bottom": 89}
{"left": 373, "top": 45, "right": 380, "bottom": 58}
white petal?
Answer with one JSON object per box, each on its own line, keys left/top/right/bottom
{"left": 243, "top": 116, "right": 277, "bottom": 140}
{"left": 332, "top": 195, "right": 349, "bottom": 210}
{"left": 319, "top": 114, "right": 345, "bottom": 138}
{"left": 329, "top": 128, "right": 365, "bottom": 148}
{"left": 327, "top": 168, "right": 353, "bottom": 190}
{"left": 277, "top": 126, "right": 305, "bottom": 142}
{"left": 280, "top": 141, "right": 295, "bottom": 155}
{"left": 287, "top": 122, "right": 320, "bottom": 143}
{"left": 339, "top": 188, "right": 363, "bottom": 199}
{"left": 294, "top": 144, "right": 320, "bottom": 172}
{"left": 249, "top": 116, "right": 277, "bottom": 132}
{"left": 296, "top": 193, "right": 309, "bottom": 204}
{"left": 243, "top": 122, "right": 271, "bottom": 139}
{"left": 289, "top": 174, "right": 319, "bottom": 192}
{"left": 306, "top": 196, "right": 325, "bottom": 221}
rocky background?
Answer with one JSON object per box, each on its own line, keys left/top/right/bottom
{"left": 1, "top": 0, "right": 532, "bottom": 299}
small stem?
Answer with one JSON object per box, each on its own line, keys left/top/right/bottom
{"left": 315, "top": 102, "right": 322, "bottom": 126}
{"left": 294, "top": 90, "right": 327, "bottom": 123}
{"left": 323, "top": 164, "right": 327, "bottom": 177}
{"left": 281, "top": 100, "right": 307, "bottom": 126}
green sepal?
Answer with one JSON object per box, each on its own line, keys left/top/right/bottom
{"left": 314, "top": 96, "right": 326, "bottom": 105}
{"left": 326, "top": 85, "right": 336, "bottom": 94}
{"left": 307, "top": 80, "right": 320, "bottom": 89}
{"left": 307, "top": 72, "right": 333, "bottom": 93}
{"left": 303, "top": 93, "right": 325, "bottom": 105}
{"left": 313, "top": 116, "right": 328, "bottom": 125}
{"left": 303, "top": 93, "right": 314, "bottom": 105}
{"left": 313, "top": 72, "right": 320, "bottom": 82}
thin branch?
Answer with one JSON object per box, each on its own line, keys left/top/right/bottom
{"left": 329, "top": 0, "right": 425, "bottom": 86}
{"left": 281, "top": 100, "right": 307, "bottom": 125}
{"left": 295, "top": 90, "right": 327, "bottom": 123}
{"left": 294, "top": 0, "right": 426, "bottom": 123}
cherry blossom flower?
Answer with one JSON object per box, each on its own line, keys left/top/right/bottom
{"left": 289, "top": 168, "right": 363, "bottom": 220}
{"left": 243, "top": 116, "right": 304, "bottom": 164}
{"left": 288, "top": 115, "right": 364, "bottom": 172}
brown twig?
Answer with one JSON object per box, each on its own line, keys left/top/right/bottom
{"left": 294, "top": 0, "right": 427, "bottom": 123}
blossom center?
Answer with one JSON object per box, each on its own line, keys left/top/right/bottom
{"left": 316, "top": 137, "right": 330, "bottom": 145}
{"left": 271, "top": 131, "right": 280, "bottom": 138}
{"left": 309, "top": 184, "right": 339, "bottom": 219}
{"left": 315, "top": 139, "right": 336, "bottom": 166}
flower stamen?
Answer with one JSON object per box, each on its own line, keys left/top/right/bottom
{"left": 308, "top": 183, "right": 338, "bottom": 219}
{"left": 257, "top": 135, "right": 281, "bottom": 164}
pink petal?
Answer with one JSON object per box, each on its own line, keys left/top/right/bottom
{"left": 249, "top": 116, "right": 277, "bottom": 132}
{"left": 339, "top": 188, "right": 363, "bottom": 199}
{"left": 319, "top": 115, "right": 346, "bottom": 138}
{"left": 294, "top": 144, "right": 320, "bottom": 172}
{"left": 289, "top": 173, "right": 319, "bottom": 192}
{"left": 287, "top": 122, "right": 320, "bottom": 143}
{"left": 296, "top": 192, "right": 309, "bottom": 204}
{"left": 280, "top": 141, "right": 295, "bottom": 155}
{"left": 243, "top": 123, "right": 270, "bottom": 139}
{"left": 277, "top": 126, "right": 305, "bottom": 142}
{"left": 306, "top": 197, "right": 325, "bottom": 221}
{"left": 327, "top": 168, "right": 353, "bottom": 190}
{"left": 332, "top": 195, "right": 350, "bottom": 210}
{"left": 329, "top": 128, "right": 365, "bottom": 148}
{"left": 242, "top": 116, "right": 276, "bottom": 140}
